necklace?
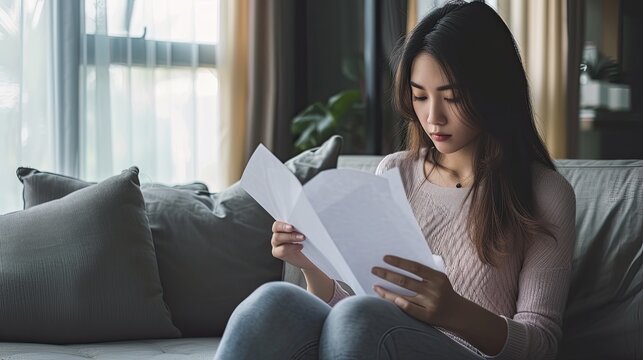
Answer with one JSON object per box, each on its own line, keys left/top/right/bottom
{"left": 429, "top": 147, "right": 474, "bottom": 188}
{"left": 436, "top": 164, "right": 473, "bottom": 188}
{"left": 455, "top": 173, "right": 474, "bottom": 188}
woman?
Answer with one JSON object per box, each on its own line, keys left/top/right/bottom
{"left": 215, "top": 1, "right": 575, "bottom": 359}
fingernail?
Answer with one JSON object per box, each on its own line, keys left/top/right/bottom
{"left": 286, "top": 225, "right": 293, "bottom": 231}
{"left": 297, "top": 234, "right": 304, "bottom": 240}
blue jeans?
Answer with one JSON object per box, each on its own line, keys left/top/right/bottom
{"left": 214, "top": 282, "right": 484, "bottom": 360}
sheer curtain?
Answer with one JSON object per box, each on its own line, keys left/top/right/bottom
{"left": 81, "top": 0, "right": 222, "bottom": 188}
{"left": 0, "top": 0, "right": 57, "bottom": 214}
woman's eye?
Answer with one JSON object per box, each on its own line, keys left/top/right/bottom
{"left": 413, "top": 95, "right": 427, "bottom": 101}
{"left": 444, "top": 97, "right": 460, "bottom": 103}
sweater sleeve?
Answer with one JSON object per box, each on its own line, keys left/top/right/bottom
{"left": 375, "top": 153, "right": 399, "bottom": 176}
{"left": 489, "top": 168, "right": 576, "bottom": 360}
{"left": 326, "top": 280, "right": 352, "bottom": 307}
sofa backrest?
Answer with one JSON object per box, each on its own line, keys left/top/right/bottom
{"left": 337, "top": 156, "right": 643, "bottom": 360}
{"left": 554, "top": 160, "right": 642, "bottom": 360}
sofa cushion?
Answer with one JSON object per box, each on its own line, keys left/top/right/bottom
{"left": 0, "top": 337, "right": 219, "bottom": 360}
{"left": 17, "top": 135, "right": 344, "bottom": 337}
{"left": 16, "top": 167, "right": 209, "bottom": 209}
{"left": 0, "top": 167, "right": 180, "bottom": 344}
{"left": 554, "top": 159, "right": 642, "bottom": 360}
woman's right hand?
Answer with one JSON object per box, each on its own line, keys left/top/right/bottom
{"left": 271, "top": 221, "right": 317, "bottom": 271}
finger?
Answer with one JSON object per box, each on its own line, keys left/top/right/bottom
{"left": 373, "top": 286, "right": 429, "bottom": 321}
{"left": 373, "top": 285, "right": 400, "bottom": 303}
{"left": 391, "top": 296, "right": 430, "bottom": 322}
{"left": 383, "top": 255, "right": 439, "bottom": 280}
{"left": 372, "top": 285, "right": 419, "bottom": 306}
{"left": 271, "top": 243, "right": 304, "bottom": 258}
{"left": 271, "top": 232, "right": 305, "bottom": 246}
{"left": 272, "top": 221, "right": 294, "bottom": 233}
{"left": 371, "top": 267, "right": 424, "bottom": 292}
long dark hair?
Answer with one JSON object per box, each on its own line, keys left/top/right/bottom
{"left": 391, "top": 1, "right": 556, "bottom": 266}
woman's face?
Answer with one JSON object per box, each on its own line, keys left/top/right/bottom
{"left": 410, "top": 52, "right": 481, "bottom": 155}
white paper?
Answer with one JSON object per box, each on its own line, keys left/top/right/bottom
{"left": 240, "top": 144, "right": 444, "bottom": 297}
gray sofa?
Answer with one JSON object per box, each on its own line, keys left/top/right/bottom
{"left": 0, "top": 155, "right": 641, "bottom": 360}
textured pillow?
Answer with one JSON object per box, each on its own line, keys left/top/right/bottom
{"left": 16, "top": 167, "right": 209, "bottom": 209}
{"left": 18, "top": 135, "right": 344, "bottom": 337}
{"left": 0, "top": 167, "right": 180, "bottom": 344}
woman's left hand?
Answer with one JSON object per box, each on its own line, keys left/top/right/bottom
{"left": 371, "top": 255, "right": 463, "bottom": 329}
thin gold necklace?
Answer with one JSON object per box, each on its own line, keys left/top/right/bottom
{"left": 455, "top": 172, "right": 474, "bottom": 188}
{"left": 436, "top": 163, "right": 474, "bottom": 188}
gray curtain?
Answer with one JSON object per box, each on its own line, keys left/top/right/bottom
{"left": 380, "top": 0, "right": 408, "bottom": 153}
{"left": 245, "top": 0, "right": 306, "bottom": 162}
{"left": 565, "top": 0, "right": 584, "bottom": 158}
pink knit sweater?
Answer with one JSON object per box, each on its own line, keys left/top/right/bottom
{"left": 327, "top": 149, "right": 576, "bottom": 360}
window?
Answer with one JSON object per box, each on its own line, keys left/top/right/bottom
{"left": 81, "top": 0, "right": 221, "bottom": 188}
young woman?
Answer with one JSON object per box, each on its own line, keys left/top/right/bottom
{"left": 215, "top": 1, "right": 575, "bottom": 359}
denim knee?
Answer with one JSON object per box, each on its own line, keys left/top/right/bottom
{"left": 327, "top": 295, "right": 396, "bottom": 327}
{"left": 216, "top": 281, "right": 331, "bottom": 360}
{"left": 320, "top": 296, "right": 483, "bottom": 360}
{"left": 321, "top": 296, "right": 402, "bottom": 343}
{"left": 246, "top": 281, "right": 306, "bottom": 305}
{"left": 232, "top": 282, "right": 304, "bottom": 319}
{"left": 319, "top": 296, "right": 396, "bottom": 359}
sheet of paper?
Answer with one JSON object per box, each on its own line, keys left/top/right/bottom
{"left": 238, "top": 144, "right": 302, "bottom": 221}
{"left": 381, "top": 168, "right": 446, "bottom": 272}
{"left": 303, "top": 168, "right": 444, "bottom": 296}
{"left": 288, "top": 194, "right": 359, "bottom": 286}
{"left": 241, "top": 144, "right": 444, "bottom": 297}
{"left": 240, "top": 145, "right": 356, "bottom": 286}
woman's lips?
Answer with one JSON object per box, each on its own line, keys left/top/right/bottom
{"left": 430, "top": 133, "right": 452, "bottom": 142}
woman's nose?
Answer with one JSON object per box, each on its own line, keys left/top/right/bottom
{"left": 425, "top": 102, "right": 447, "bottom": 125}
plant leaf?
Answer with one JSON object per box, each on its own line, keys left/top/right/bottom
{"left": 316, "top": 113, "right": 336, "bottom": 140}
{"left": 291, "top": 102, "right": 327, "bottom": 134}
{"left": 294, "top": 125, "right": 317, "bottom": 151}
{"left": 328, "top": 89, "right": 362, "bottom": 120}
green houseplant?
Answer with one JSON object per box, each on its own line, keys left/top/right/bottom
{"left": 291, "top": 89, "right": 365, "bottom": 154}
{"left": 291, "top": 54, "right": 366, "bottom": 154}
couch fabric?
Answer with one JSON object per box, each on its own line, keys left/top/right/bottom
{"left": 1, "top": 155, "right": 641, "bottom": 360}
{"left": 554, "top": 160, "right": 642, "bottom": 360}
{"left": 0, "top": 167, "right": 180, "bottom": 344}
{"left": 0, "top": 338, "right": 220, "bottom": 360}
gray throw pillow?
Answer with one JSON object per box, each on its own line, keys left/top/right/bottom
{"left": 16, "top": 167, "right": 209, "bottom": 209}
{"left": 0, "top": 167, "right": 181, "bottom": 344}
{"left": 17, "top": 135, "right": 343, "bottom": 337}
